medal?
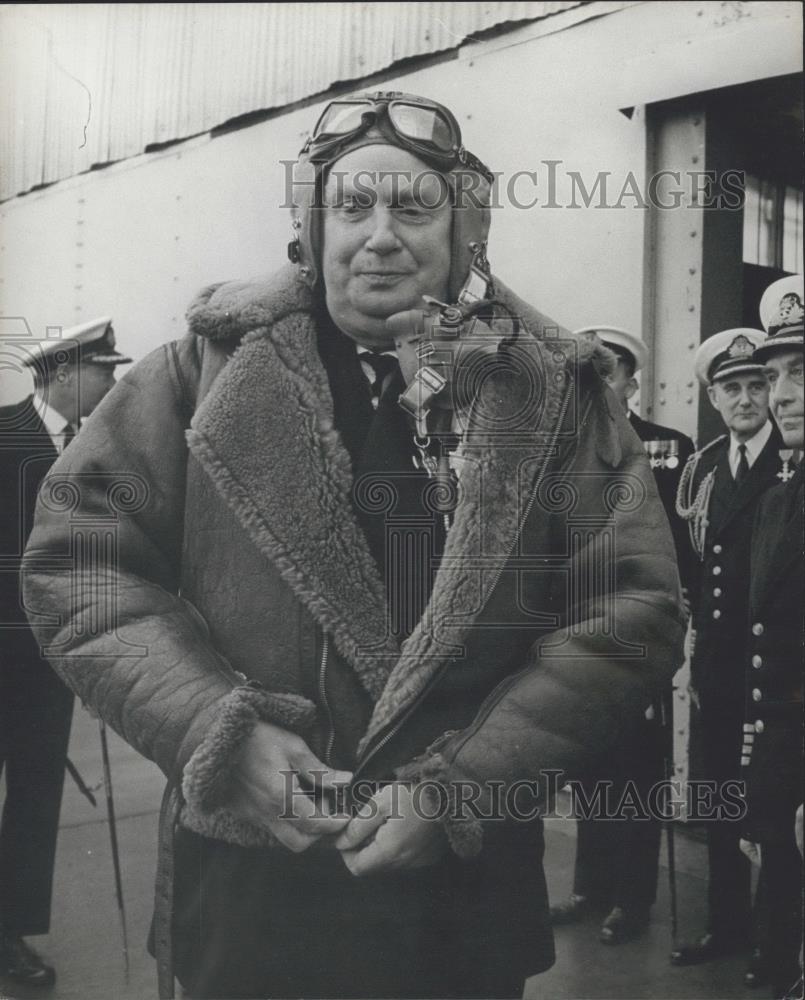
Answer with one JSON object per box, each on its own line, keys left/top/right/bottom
{"left": 645, "top": 439, "right": 678, "bottom": 470}
{"left": 777, "top": 449, "right": 795, "bottom": 483}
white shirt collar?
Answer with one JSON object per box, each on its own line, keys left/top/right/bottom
{"left": 356, "top": 345, "right": 398, "bottom": 407}
{"left": 729, "top": 419, "right": 772, "bottom": 474}
{"left": 356, "top": 344, "right": 396, "bottom": 363}
{"left": 33, "top": 392, "right": 74, "bottom": 453}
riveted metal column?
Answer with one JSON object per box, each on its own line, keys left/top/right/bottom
{"left": 642, "top": 104, "right": 705, "bottom": 442}
{"left": 642, "top": 102, "right": 708, "bottom": 813}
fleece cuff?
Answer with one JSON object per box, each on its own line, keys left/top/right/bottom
{"left": 180, "top": 684, "right": 317, "bottom": 847}
{"left": 395, "top": 750, "right": 484, "bottom": 861}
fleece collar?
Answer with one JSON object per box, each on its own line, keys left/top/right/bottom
{"left": 185, "top": 266, "right": 612, "bottom": 743}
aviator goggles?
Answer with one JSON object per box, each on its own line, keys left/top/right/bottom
{"left": 302, "top": 92, "right": 495, "bottom": 184}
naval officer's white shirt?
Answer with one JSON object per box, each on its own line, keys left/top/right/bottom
{"left": 728, "top": 419, "right": 772, "bottom": 478}
{"left": 33, "top": 394, "right": 74, "bottom": 455}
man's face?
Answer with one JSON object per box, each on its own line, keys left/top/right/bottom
{"left": 764, "top": 349, "right": 804, "bottom": 448}
{"left": 77, "top": 363, "right": 117, "bottom": 417}
{"left": 605, "top": 358, "right": 638, "bottom": 409}
{"left": 707, "top": 373, "right": 769, "bottom": 438}
{"left": 322, "top": 145, "right": 452, "bottom": 349}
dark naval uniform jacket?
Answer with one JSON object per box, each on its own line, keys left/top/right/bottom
{"left": 741, "top": 461, "right": 804, "bottom": 845}
{"left": 629, "top": 412, "right": 695, "bottom": 592}
{"left": 0, "top": 396, "right": 75, "bottom": 936}
{"left": 677, "top": 421, "right": 789, "bottom": 941}
{"left": 683, "top": 423, "right": 786, "bottom": 717}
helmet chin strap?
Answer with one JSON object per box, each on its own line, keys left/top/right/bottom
{"left": 457, "top": 241, "right": 492, "bottom": 306}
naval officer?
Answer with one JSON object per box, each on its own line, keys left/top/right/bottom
{"left": 550, "top": 327, "right": 694, "bottom": 944}
{"left": 672, "top": 326, "right": 787, "bottom": 969}
{"left": 739, "top": 275, "right": 803, "bottom": 1000}
{"left": 0, "top": 318, "right": 131, "bottom": 989}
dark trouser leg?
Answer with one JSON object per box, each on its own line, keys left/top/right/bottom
{"left": 573, "top": 714, "right": 665, "bottom": 915}
{"left": 573, "top": 816, "right": 618, "bottom": 906}
{"left": 752, "top": 867, "right": 771, "bottom": 956}
{"left": 700, "top": 708, "right": 752, "bottom": 942}
{"left": 760, "top": 840, "right": 803, "bottom": 998}
{"left": 613, "top": 816, "right": 662, "bottom": 914}
{"left": 0, "top": 648, "right": 74, "bottom": 936}
{"left": 611, "top": 716, "right": 665, "bottom": 914}
{"left": 705, "top": 817, "right": 752, "bottom": 940}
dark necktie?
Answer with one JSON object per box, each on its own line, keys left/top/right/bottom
{"left": 62, "top": 422, "right": 76, "bottom": 452}
{"left": 360, "top": 352, "right": 400, "bottom": 405}
{"left": 734, "top": 443, "right": 749, "bottom": 485}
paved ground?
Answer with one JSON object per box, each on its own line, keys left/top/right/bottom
{"left": 535, "top": 819, "right": 753, "bottom": 1000}
{"left": 2, "top": 707, "right": 758, "bottom": 1000}
{"left": 1, "top": 707, "right": 163, "bottom": 1000}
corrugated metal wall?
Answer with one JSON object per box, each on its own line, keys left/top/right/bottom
{"left": 0, "top": 1, "right": 581, "bottom": 201}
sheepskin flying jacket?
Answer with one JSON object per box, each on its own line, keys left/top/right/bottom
{"left": 22, "top": 266, "right": 685, "bottom": 985}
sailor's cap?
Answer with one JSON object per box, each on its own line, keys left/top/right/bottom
{"left": 574, "top": 326, "right": 648, "bottom": 373}
{"left": 754, "top": 274, "right": 804, "bottom": 363}
{"left": 22, "top": 317, "right": 132, "bottom": 373}
{"left": 694, "top": 328, "right": 767, "bottom": 386}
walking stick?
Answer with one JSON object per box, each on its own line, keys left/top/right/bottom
{"left": 65, "top": 755, "right": 98, "bottom": 807}
{"left": 99, "top": 719, "right": 130, "bottom": 979}
{"left": 661, "top": 691, "right": 679, "bottom": 946}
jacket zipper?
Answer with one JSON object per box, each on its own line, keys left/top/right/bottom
{"left": 318, "top": 632, "right": 336, "bottom": 766}
{"left": 354, "top": 372, "right": 577, "bottom": 780}
{"left": 352, "top": 660, "right": 453, "bottom": 783}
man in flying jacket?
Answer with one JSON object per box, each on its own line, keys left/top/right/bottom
{"left": 21, "top": 92, "right": 685, "bottom": 999}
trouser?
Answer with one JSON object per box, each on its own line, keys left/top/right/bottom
{"left": 759, "top": 839, "right": 803, "bottom": 999}
{"left": 700, "top": 705, "right": 752, "bottom": 942}
{"left": 572, "top": 713, "right": 665, "bottom": 914}
{"left": 704, "top": 816, "right": 752, "bottom": 940}
{"left": 0, "top": 644, "right": 74, "bottom": 936}
{"left": 169, "top": 825, "right": 545, "bottom": 999}
{"left": 573, "top": 814, "right": 662, "bottom": 914}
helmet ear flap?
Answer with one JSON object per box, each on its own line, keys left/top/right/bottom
{"left": 448, "top": 172, "right": 492, "bottom": 302}
{"left": 289, "top": 156, "right": 321, "bottom": 287}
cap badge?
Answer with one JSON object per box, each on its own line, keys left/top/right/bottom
{"left": 773, "top": 292, "right": 803, "bottom": 331}
{"left": 728, "top": 334, "right": 754, "bottom": 359}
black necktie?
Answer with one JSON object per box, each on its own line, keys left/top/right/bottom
{"left": 734, "top": 443, "right": 749, "bottom": 485}
{"left": 361, "top": 352, "right": 400, "bottom": 405}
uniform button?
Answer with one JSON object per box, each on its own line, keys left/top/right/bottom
{"left": 713, "top": 544, "right": 722, "bottom": 554}
{"left": 752, "top": 688, "right": 762, "bottom": 702}
{"left": 713, "top": 587, "right": 722, "bottom": 597}
{"left": 752, "top": 622, "right": 764, "bottom": 636}
{"left": 712, "top": 609, "right": 721, "bottom": 620}
{"left": 752, "top": 654, "right": 762, "bottom": 669}
{"left": 754, "top": 719, "right": 765, "bottom": 734}
{"left": 713, "top": 566, "right": 722, "bottom": 576}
